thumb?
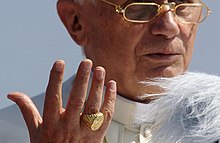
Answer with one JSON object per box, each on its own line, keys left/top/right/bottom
{"left": 7, "top": 92, "right": 42, "bottom": 137}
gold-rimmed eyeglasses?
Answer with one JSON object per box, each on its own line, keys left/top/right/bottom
{"left": 101, "top": 0, "right": 212, "bottom": 24}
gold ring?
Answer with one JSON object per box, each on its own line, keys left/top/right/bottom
{"left": 82, "top": 112, "right": 104, "bottom": 131}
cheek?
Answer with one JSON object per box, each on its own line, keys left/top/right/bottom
{"left": 87, "top": 21, "right": 139, "bottom": 72}
{"left": 183, "top": 44, "right": 194, "bottom": 70}
{"left": 95, "top": 21, "right": 144, "bottom": 59}
{"left": 179, "top": 23, "right": 198, "bottom": 41}
{"left": 179, "top": 24, "right": 198, "bottom": 69}
{"left": 109, "top": 24, "right": 149, "bottom": 70}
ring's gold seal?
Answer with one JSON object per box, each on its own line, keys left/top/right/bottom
{"left": 82, "top": 112, "right": 104, "bottom": 131}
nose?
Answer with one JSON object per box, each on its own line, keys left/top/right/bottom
{"left": 150, "top": 7, "right": 180, "bottom": 39}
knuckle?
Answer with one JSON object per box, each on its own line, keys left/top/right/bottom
{"left": 46, "top": 82, "right": 62, "bottom": 94}
{"left": 16, "top": 95, "right": 33, "bottom": 109}
{"left": 46, "top": 84, "right": 59, "bottom": 100}
{"left": 20, "top": 95, "right": 32, "bottom": 104}
{"left": 73, "top": 74, "right": 89, "bottom": 90}
{"left": 47, "top": 69, "right": 63, "bottom": 84}
{"left": 80, "top": 73, "right": 90, "bottom": 85}
{"left": 107, "top": 95, "right": 116, "bottom": 106}
{"left": 56, "top": 75, "right": 63, "bottom": 83}
{"left": 49, "top": 69, "right": 63, "bottom": 82}
{"left": 109, "top": 94, "right": 116, "bottom": 102}
{"left": 77, "top": 70, "right": 90, "bottom": 84}
{"left": 85, "top": 105, "right": 99, "bottom": 114}
{"left": 103, "top": 109, "right": 114, "bottom": 121}
{"left": 95, "top": 84, "right": 103, "bottom": 92}
{"left": 49, "top": 93, "right": 60, "bottom": 104}
{"left": 68, "top": 97, "right": 85, "bottom": 110}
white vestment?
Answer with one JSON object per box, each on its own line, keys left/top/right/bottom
{"left": 0, "top": 72, "right": 220, "bottom": 143}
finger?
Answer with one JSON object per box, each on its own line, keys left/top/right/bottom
{"left": 64, "top": 59, "right": 92, "bottom": 124}
{"left": 100, "top": 80, "right": 116, "bottom": 131}
{"left": 84, "top": 66, "right": 105, "bottom": 114}
{"left": 43, "top": 60, "right": 65, "bottom": 127}
{"left": 7, "top": 92, "right": 42, "bottom": 137}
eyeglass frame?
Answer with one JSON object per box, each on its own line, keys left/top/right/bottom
{"left": 101, "top": 0, "right": 212, "bottom": 24}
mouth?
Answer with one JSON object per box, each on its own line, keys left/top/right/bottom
{"left": 143, "top": 53, "right": 181, "bottom": 63}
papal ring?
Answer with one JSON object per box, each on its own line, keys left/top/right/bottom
{"left": 82, "top": 112, "right": 104, "bottom": 131}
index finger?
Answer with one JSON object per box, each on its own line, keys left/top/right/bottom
{"left": 43, "top": 60, "right": 65, "bottom": 127}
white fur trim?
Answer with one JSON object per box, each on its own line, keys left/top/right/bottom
{"left": 137, "top": 72, "right": 220, "bottom": 143}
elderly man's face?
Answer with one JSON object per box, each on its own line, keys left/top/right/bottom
{"left": 58, "top": 0, "right": 198, "bottom": 101}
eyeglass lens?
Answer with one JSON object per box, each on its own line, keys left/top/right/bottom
{"left": 125, "top": 4, "right": 159, "bottom": 21}
{"left": 176, "top": 4, "right": 207, "bottom": 23}
{"left": 124, "top": 3, "right": 208, "bottom": 23}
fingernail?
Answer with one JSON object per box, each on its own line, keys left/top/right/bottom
{"left": 7, "top": 93, "right": 15, "bottom": 102}
{"left": 109, "top": 81, "right": 116, "bottom": 91}
{"left": 56, "top": 60, "right": 64, "bottom": 72}
{"left": 83, "top": 60, "right": 92, "bottom": 71}
{"left": 7, "top": 92, "right": 23, "bottom": 102}
{"left": 96, "top": 69, "right": 104, "bottom": 80}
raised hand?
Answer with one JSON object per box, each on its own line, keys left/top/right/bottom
{"left": 8, "top": 59, "right": 116, "bottom": 143}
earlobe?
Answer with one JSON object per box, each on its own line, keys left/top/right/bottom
{"left": 57, "top": 0, "right": 87, "bottom": 46}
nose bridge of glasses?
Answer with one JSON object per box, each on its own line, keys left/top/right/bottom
{"left": 160, "top": 2, "right": 176, "bottom": 12}
{"left": 115, "top": 6, "right": 123, "bottom": 13}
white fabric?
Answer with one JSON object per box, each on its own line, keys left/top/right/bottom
{"left": 106, "top": 95, "right": 157, "bottom": 143}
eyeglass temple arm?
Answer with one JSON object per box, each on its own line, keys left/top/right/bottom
{"left": 198, "top": 0, "right": 212, "bottom": 15}
{"left": 101, "top": 0, "right": 124, "bottom": 13}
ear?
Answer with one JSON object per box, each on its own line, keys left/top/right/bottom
{"left": 57, "top": 0, "right": 87, "bottom": 46}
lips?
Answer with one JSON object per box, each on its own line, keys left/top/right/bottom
{"left": 143, "top": 53, "right": 181, "bottom": 64}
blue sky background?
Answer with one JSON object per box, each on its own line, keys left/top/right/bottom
{"left": 0, "top": 0, "right": 219, "bottom": 109}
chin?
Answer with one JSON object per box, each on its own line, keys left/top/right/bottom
{"left": 160, "top": 67, "right": 185, "bottom": 78}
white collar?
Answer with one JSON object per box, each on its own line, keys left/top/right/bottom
{"left": 113, "top": 95, "right": 157, "bottom": 126}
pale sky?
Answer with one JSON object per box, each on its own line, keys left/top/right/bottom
{"left": 0, "top": 0, "right": 219, "bottom": 108}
